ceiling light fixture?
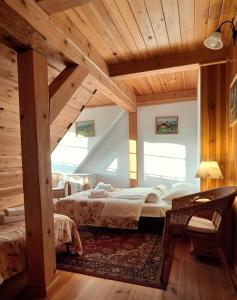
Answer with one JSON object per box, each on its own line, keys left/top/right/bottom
{"left": 204, "top": 20, "right": 237, "bottom": 50}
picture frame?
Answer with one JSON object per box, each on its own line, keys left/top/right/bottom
{"left": 75, "top": 120, "right": 95, "bottom": 137}
{"left": 230, "top": 73, "right": 237, "bottom": 126}
{"left": 155, "top": 116, "right": 178, "bottom": 134}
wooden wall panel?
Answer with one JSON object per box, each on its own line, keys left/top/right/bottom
{"left": 200, "top": 41, "right": 237, "bottom": 274}
{"left": 200, "top": 63, "right": 228, "bottom": 191}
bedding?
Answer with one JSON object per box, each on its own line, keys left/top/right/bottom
{"left": 55, "top": 187, "right": 171, "bottom": 229}
{"left": 55, "top": 192, "right": 144, "bottom": 229}
{"left": 0, "top": 213, "right": 82, "bottom": 285}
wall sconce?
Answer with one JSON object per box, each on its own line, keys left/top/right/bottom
{"left": 204, "top": 20, "right": 237, "bottom": 50}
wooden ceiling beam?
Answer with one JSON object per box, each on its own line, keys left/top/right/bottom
{"left": 0, "top": 1, "right": 46, "bottom": 54}
{"left": 109, "top": 48, "right": 227, "bottom": 80}
{"left": 49, "top": 65, "right": 89, "bottom": 124}
{"left": 37, "top": 0, "right": 94, "bottom": 15}
{"left": 4, "top": 0, "right": 136, "bottom": 112}
{"left": 137, "top": 89, "right": 197, "bottom": 106}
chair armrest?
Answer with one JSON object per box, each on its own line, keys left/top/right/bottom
{"left": 166, "top": 199, "right": 225, "bottom": 230}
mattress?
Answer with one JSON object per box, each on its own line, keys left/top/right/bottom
{"left": 141, "top": 199, "right": 171, "bottom": 218}
{"left": 0, "top": 213, "right": 82, "bottom": 285}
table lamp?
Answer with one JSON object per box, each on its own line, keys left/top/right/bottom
{"left": 195, "top": 161, "right": 223, "bottom": 179}
{"left": 195, "top": 161, "right": 223, "bottom": 190}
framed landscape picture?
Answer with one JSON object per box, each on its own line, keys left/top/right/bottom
{"left": 155, "top": 116, "right": 178, "bottom": 134}
{"left": 75, "top": 120, "right": 95, "bottom": 137}
{"left": 230, "top": 74, "right": 237, "bottom": 126}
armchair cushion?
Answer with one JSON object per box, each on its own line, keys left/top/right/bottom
{"left": 188, "top": 216, "right": 216, "bottom": 234}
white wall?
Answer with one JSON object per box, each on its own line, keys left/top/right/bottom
{"left": 137, "top": 101, "right": 199, "bottom": 188}
{"left": 51, "top": 106, "right": 122, "bottom": 173}
{"left": 52, "top": 100, "right": 199, "bottom": 189}
{"left": 78, "top": 112, "right": 130, "bottom": 187}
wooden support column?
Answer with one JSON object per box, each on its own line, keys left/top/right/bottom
{"left": 129, "top": 111, "right": 138, "bottom": 187}
{"left": 17, "top": 49, "right": 57, "bottom": 297}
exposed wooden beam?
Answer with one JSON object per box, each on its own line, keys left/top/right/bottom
{"left": 17, "top": 49, "right": 57, "bottom": 297}
{"left": 49, "top": 65, "right": 89, "bottom": 124}
{"left": 4, "top": 0, "right": 136, "bottom": 112}
{"left": 109, "top": 48, "right": 227, "bottom": 80}
{"left": 137, "top": 89, "right": 197, "bottom": 106}
{"left": 129, "top": 111, "right": 138, "bottom": 188}
{"left": 37, "top": 0, "right": 94, "bottom": 15}
{"left": 0, "top": 1, "right": 46, "bottom": 54}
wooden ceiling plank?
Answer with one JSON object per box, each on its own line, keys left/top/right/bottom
{"left": 195, "top": 0, "right": 210, "bottom": 49}
{"left": 49, "top": 65, "right": 89, "bottom": 124}
{"left": 178, "top": 0, "right": 195, "bottom": 52}
{"left": 144, "top": 0, "right": 170, "bottom": 55}
{"left": 102, "top": 0, "right": 143, "bottom": 60}
{"left": 137, "top": 89, "right": 197, "bottom": 106}
{"left": 114, "top": 0, "right": 148, "bottom": 58}
{"left": 161, "top": 0, "right": 182, "bottom": 53}
{"left": 37, "top": 0, "right": 94, "bottom": 15}
{"left": 4, "top": 0, "right": 136, "bottom": 112}
{"left": 109, "top": 48, "right": 226, "bottom": 79}
{"left": 206, "top": 0, "right": 224, "bottom": 38}
{"left": 128, "top": 0, "right": 159, "bottom": 57}
{"left": 66, "top": 9, "right": 119, "bottom": 64}
{"left": 77, "top": 2, "right": 131, "bottom": 62}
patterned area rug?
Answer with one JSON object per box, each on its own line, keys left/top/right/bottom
{"left": 57, "top": 227, "right": 166, "bottom": 289}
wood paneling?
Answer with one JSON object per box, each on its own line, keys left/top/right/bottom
{"left": 0, "top": 41, "right": 97, "bottom": 210}
{"left": 200, "top": 63, "right": 228, "bottom": 191}
{"left": 60, "top": 0, "right": 237, "bottom": 64}
{"left": 37, "top": 0, "right": 94, "bottom": 15}
{"left": 5, "top": 0, "right": 136, "bottom": 112}
{"left": 200, "top": 40, "right": 237, "bottom": 276}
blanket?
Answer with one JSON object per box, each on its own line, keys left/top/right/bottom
{"left": 55, "top": 192, "right": 145, "bottom": 229}
{"left": 0, "top": 214, "right": 82, "bottom": 285}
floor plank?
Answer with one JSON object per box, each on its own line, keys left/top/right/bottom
{"left": 12, "top": 240, "right": 237, "bottom": 300}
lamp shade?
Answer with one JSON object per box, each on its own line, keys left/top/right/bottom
{"left": 204, "top": 31, "right": 223, "bottom": 50}
{"left": 195, "top": 161, "right": 223, "bottom": 179}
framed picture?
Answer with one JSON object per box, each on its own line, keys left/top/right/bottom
{"left": 155, "top": 116, "right": 178, "bottom": 134}
{"left": 75, "top": 120, "right": 95, "bottom": 137}
{"left": 230, "top": 74, "right": 237, "bottom": 126}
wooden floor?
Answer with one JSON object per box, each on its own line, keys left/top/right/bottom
{"left": 13, "top": 240, "right": 237, "bottom": 300}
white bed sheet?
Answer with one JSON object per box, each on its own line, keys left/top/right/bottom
{"left": 141, "top": 199, "right": 171, "bottom": 218}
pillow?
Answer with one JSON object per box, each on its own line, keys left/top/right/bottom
{"left": 172, "top": 182, "right": 196, "bottom": 192}
{"left": 161, "top": 187, "right": 193, "bottom": 202}
{"left": 154, "top": 184, "right": 167, "bottom": 194}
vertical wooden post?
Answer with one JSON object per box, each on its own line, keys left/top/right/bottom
{"left": 129, "top": 111, "right": 138, "bottom": 187}
{"left": 17, "top": 49, "right": 57, "bottom": 297}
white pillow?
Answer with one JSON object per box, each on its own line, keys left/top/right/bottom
{"left": 172, "top": 182, "right": 196, "bottom": 192}
{"left": 154, "top": 184, "right": 167, "bottom": 194}
{"left": 161, "top": 187, "right": 193, "bottom": 202}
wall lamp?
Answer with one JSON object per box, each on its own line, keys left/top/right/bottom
{"left": 204, "top": 20, "right": 237, "bottom": 50}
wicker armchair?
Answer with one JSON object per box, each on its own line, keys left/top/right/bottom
{"left": 160, "top": 186, "right": 237, "bottom": 287}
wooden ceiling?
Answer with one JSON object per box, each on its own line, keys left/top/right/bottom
{"left": 49, "top": 0, "right": 235, "bottom": 107}
{"left": 62, "top": 0, "right": 237, "bottom": 64}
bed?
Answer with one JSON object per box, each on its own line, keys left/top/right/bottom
{"left": 54, "top": 187, "right": 172, "bottom": 231}
{"left": 0, "top": 213, "right": 83, "bottom": 285}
